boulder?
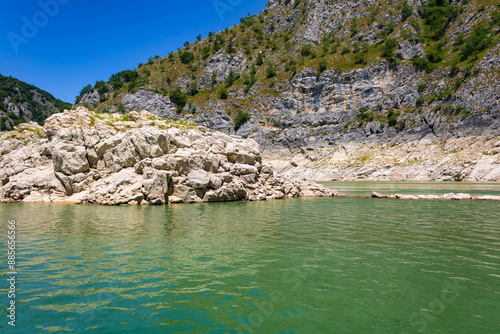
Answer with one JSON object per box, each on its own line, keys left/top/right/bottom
{"left": 185, "top": 170, "right": 211, "bottom": 189}
{"left": 441, "top": 193, "right": 473, "bottom": 200}
{"left": 169, "top": 185, "right": 203, "bottom": 203}
{"left": 142, "top": 170, "right": 172, "bottom": 204}
{"left": 50, "top": 140, "right": 89, "bottom": 175}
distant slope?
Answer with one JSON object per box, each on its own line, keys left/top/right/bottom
{"left": 76, "top": 0, "right": 500, "bottom": 149}
{"left": 0, "top": 74, "right": 71, "bottom": 130}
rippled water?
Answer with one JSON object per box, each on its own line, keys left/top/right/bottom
{"left": 1, "top": 186, "right": 500, "bottom": 333}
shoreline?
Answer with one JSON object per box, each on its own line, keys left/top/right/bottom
{"left": 262, "top": 135, "right": 500, "bottom": 183}
{"left": 2, "top": 189, "right": 500, "bottom": 205}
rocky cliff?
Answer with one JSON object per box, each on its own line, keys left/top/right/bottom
{"left": 0, "top": 108, "right": 336, "bottom": 205}
{"left": 74, "top": 0, "right": 499, "bottom": 181}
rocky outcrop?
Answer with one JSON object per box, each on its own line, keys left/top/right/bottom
{"left": 0, "top": 108, "right": 337, "bottom": 205}
{"left": 371, "top": 192, "right": 500, "bottom": 201}
{"left": 66, "top": 0, "right": 499, "bottom": 183}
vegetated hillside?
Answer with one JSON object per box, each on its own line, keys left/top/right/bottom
{"left": 76, "top": 0, "right": 500, "bottom": 152}
{"left": 0, "top": 74, "right": 71, "bottom": 130}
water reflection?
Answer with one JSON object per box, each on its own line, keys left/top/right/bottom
{"left": 0, "top": 196, "right": 499, "bottom": 333}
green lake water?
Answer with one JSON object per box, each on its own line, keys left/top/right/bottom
{"left": 1, "top": 182, "right": 500, "bottom": 333}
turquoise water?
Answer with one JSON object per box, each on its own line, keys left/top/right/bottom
{"left": 1, "top": 184, "right": 500, "bottom": 333}
{"left": 321, "top": 181, "right": 500, "bottom": 197}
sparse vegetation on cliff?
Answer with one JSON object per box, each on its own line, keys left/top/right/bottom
{"left": 0, "top": 74, "right": 71, "bottom": 129}
{"left": 72, "top": 0, "right": 498, "bottom": 144}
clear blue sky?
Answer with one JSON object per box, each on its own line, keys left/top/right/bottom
{"left": 0, "top": 0, "right": 269, "bottom": 103}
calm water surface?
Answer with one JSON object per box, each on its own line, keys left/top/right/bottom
{"left": 1, "top": 182, "right": 499, "bottom": 333}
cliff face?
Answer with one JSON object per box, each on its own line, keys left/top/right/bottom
{"left": 75, "top": 0, "right": 500, "bottom": 180}
{"left": 0, "top": 108, "right": 336, "bottom": 205}
{"left": 0, "top": 74, "right": 71, "bottom": 129}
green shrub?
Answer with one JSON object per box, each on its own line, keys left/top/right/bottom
{"left": 118, "top": 103, "right": 126, "bottom": 113}
{"left": 179, "top": 51, "right": 195, "bottom": 64}
{"left": 300, "top": 44, "right": 313, "bottom": 57}
{"left": 128, "top": 81, "right": 138, "bottom": 92}
{"left": 461, "top": 109, "right": 471, "bottom": 121}
{"left": 450, "top": 60, "right": 460, "bottom": 76}
{"left": 266, "top": 65, "right": 277, "bottom": 78}
{"left": 201, "top": 46, "right": 211, "bottom": 59}
{"left": 234, "top": 110, "right": 251, "bottom": 131}
{"left": 352, "top": 42, "right": 362, "bottom": 53}
{"left": 493, "top": 11, "right": 500, "bottom": 27}
{"left": 453, "top": 77, "right": 462, "bottom": 90}
{"left": 354, "top": 52, "right": 367, "bottom": 65}
{"left": 356, "top": 107, "right": 374, "bottom": 124}
{"left": 437, "top": 86, "right": 453, "bottom": 100}
{"left": 76, "top": 84, "right": 93, "bottom": 101}
{"left": 410, "top": 19, "right": 421, "bottom": 32}
{"left": 213, "top": 35, "right": 225, "bottom": 52}
{"left": 378, "top": 19, "right": 396, "bottom": 35}
{"left": 463, "top": 63, "right": 474, "bottom": 77}
{"left": 418, "top": 1, "right": 460, "bottom": 40}
{"left": 318, "top": 59, "right": 328, "bottom": 74}
{"left": 13, "top": 117, "right": 25, "bottom": 127}
{"left": 7, "top": 112, "right": 18, "bottom": 119}
{"left": 188, "top": 83, "right": 198, "bottom": 96}
{"left": 169, "top": 89, "right": 187, "bottom": 111}
{"left": 108, "top": 74, "right": 123, "bottom": 90}
{"left": 427, "top": 43, "right": 445, "bottom": 63}
{"left": 350, "top": 18, "right": 358, "bottom": 35}
{"left": 401, "top": 3, "right": 413, "bottom": 21}
{"left": 460, "top": 26, "right": 494, "bottom": 61}
{"left": 411, "top": 57, "right": 434, "bottom": 72}
{"left": 219, "top": 87, "right": 228, "bottom": 99}
{"left": 370, "top": 5, "right": 380, "bottom": 23}
{"left": 226, "top": 40, "right": 236, "bottom": 54}
{"left": 225, "top": 70, "right": 240, "bottom": 87}
{"left": 250, "top": 65, "right": 257, "bottom": 76}
{"left": 115, "top": 70, "right": 138, "bottom": 83}
{"left": 255, "top": 52, "right": 265, "bottom": 66}
{"left": 382, "top": 38, "right": 398, "bottom": 63}
{"left": 285, "top": 58, "right": 297, "bottom": 74}
{"left": 0, "top": 117, "right": 7, "bottom": 131}
{"left": 268, "top": 40, "right": 278, "bottom": 51}
{"left": 387, "top": 108, "right": 401, "bottom": 127}
{"left": 244, "top": 74, "right": 257, "bottom": 94}
{"left": 341, "top": 44, "right": 351, "bottom": 54}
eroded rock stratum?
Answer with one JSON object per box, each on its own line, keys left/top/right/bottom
{"left": 0, "top": 108, "right": 337, "bottom": 205}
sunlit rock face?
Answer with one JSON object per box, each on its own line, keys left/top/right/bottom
{"left": 0, "top": 107, "right": 338, "bottom": 205}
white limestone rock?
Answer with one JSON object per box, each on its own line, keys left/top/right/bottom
{"left": 0, "top": 107, "right": 335, "bottom": 205}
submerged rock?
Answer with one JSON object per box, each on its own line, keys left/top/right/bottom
{"left": 371, "top": 191, "right": 500, "bottom": 201}
{"left": 0, "top": 108, "right": 337, "bottom": 205}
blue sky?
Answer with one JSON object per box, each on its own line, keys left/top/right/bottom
{"left": 0, "top": 0, "right": 268, "bottom": 103}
